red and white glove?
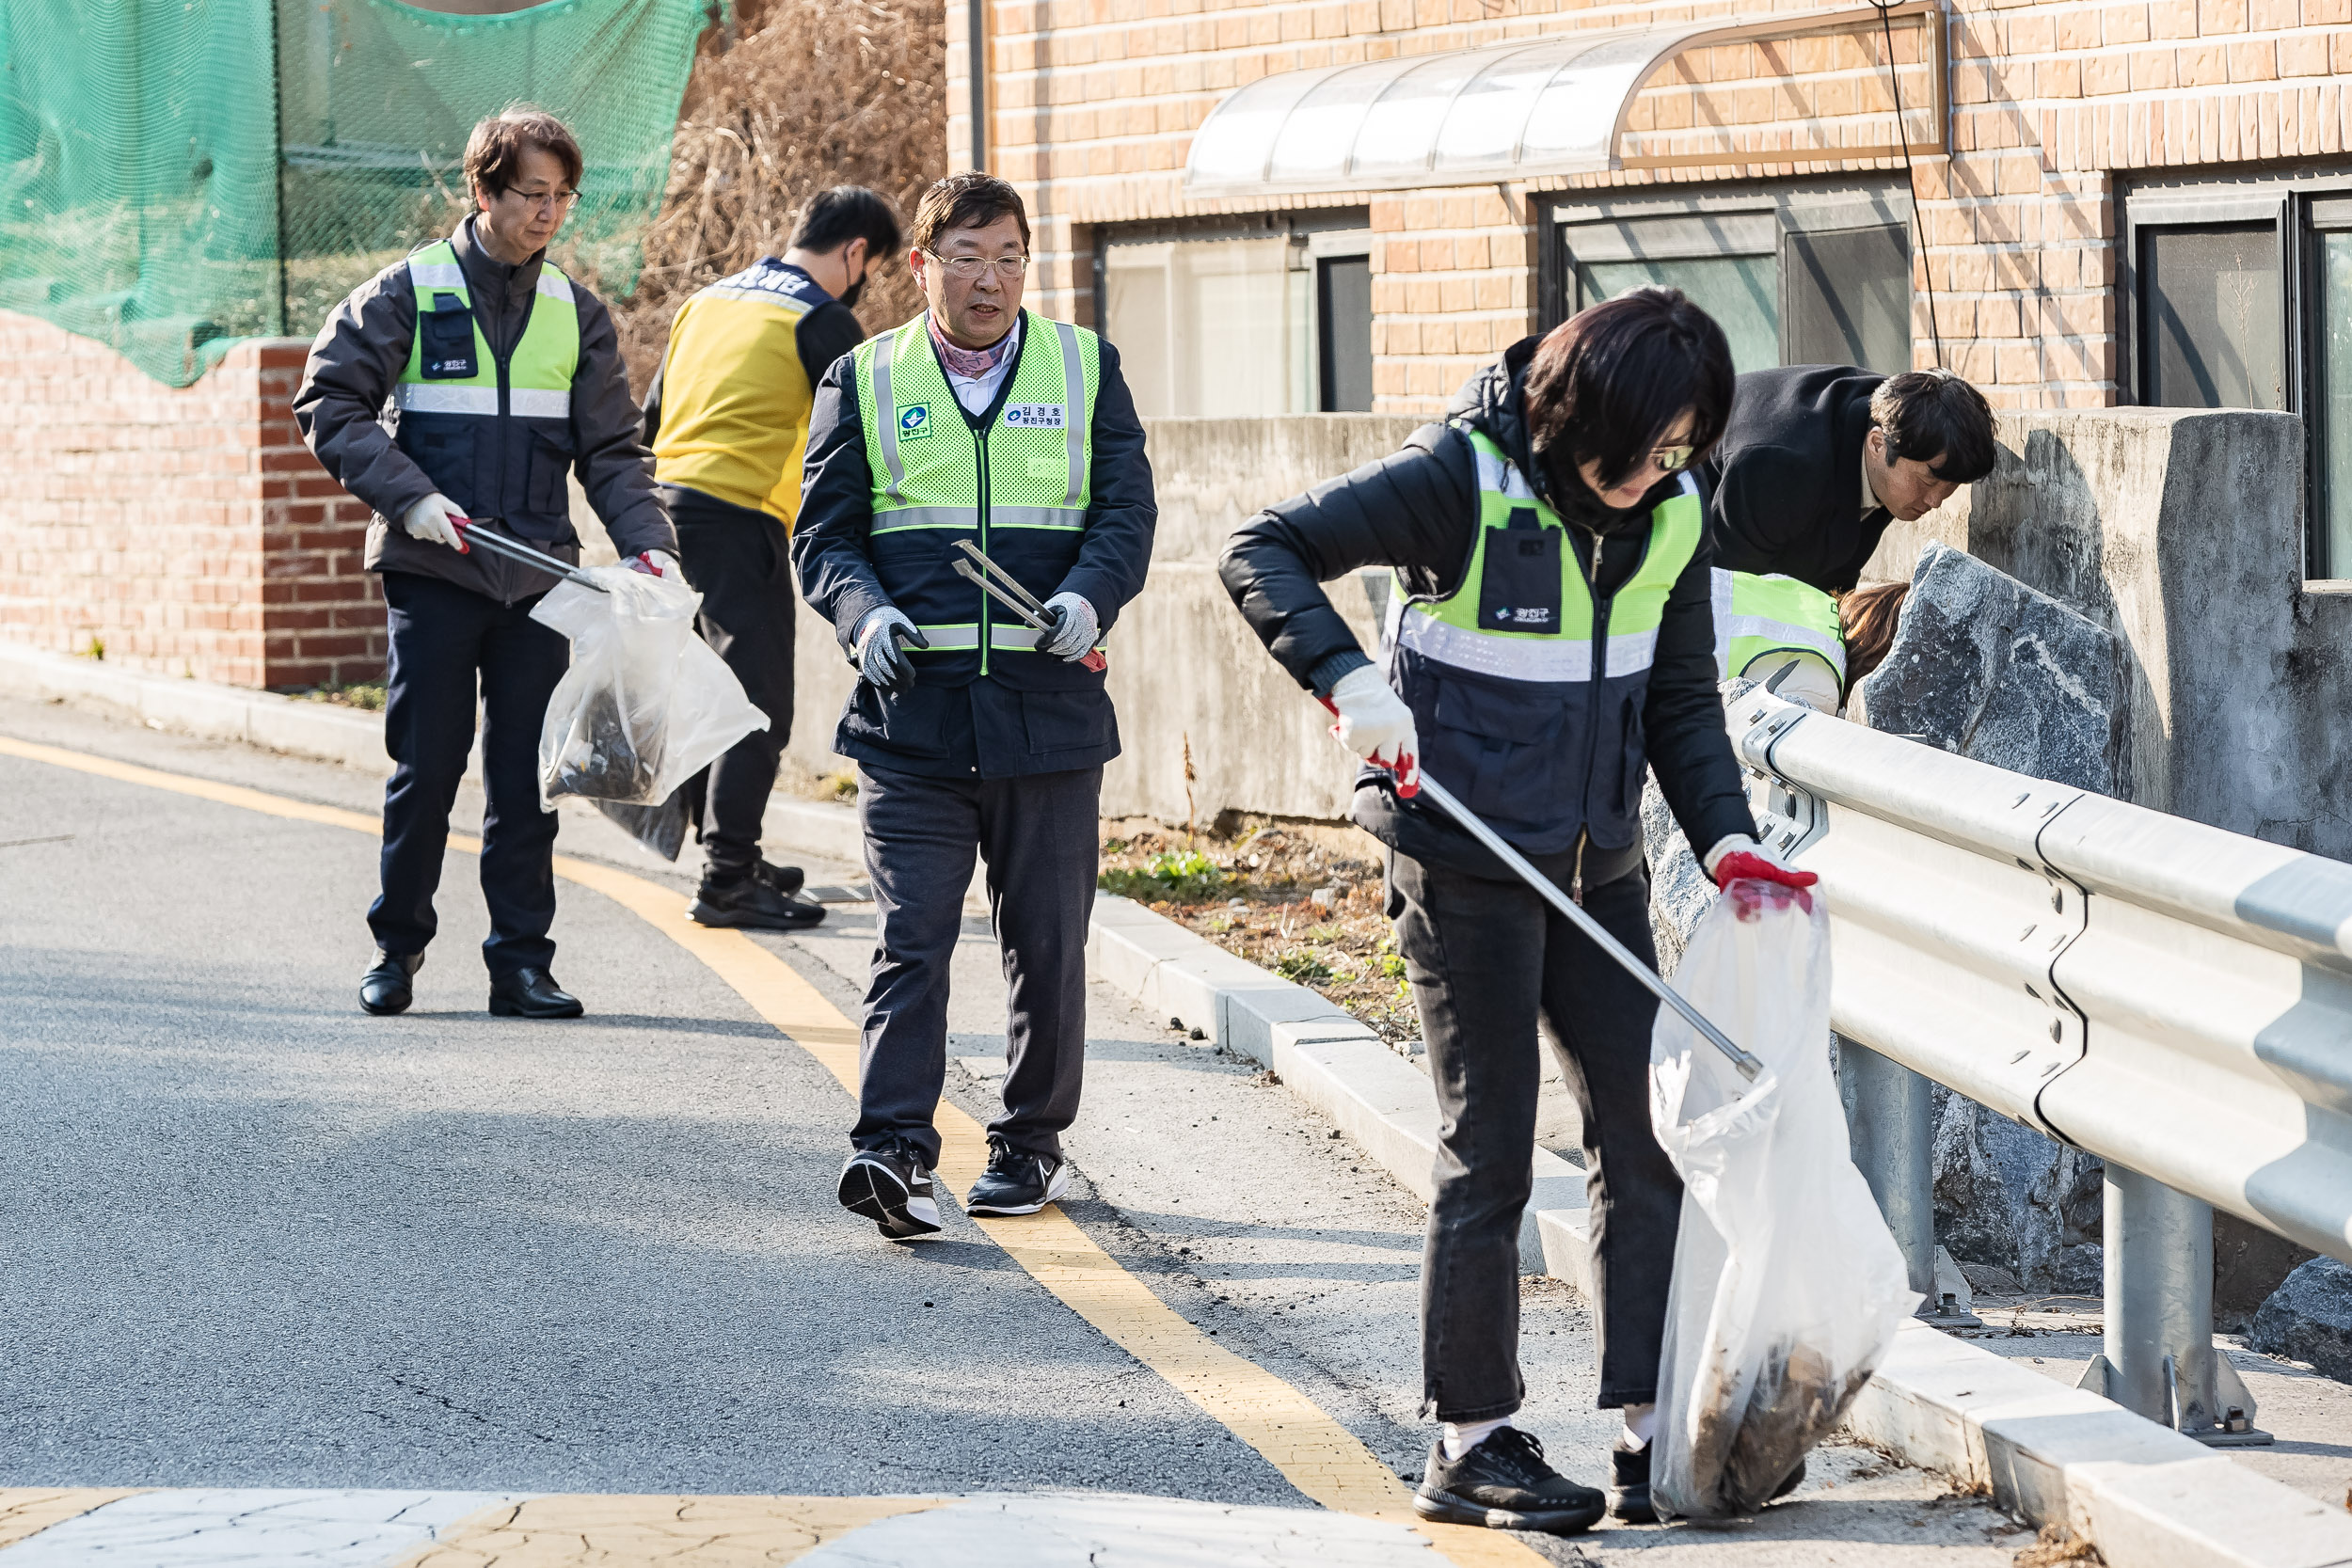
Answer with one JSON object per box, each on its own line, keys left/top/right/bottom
{"left": 1704, "top": 834, "right": 1819, "bottom": 896}
{"left": 629, "top": 548, "right": 679, "bottom": 579}
{"left": 1325, "top": 664, "right": 1420, "bottom": 794}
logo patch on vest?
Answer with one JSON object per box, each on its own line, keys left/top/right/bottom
{"left": 1004, "top": 403, "right": 1067, "bottom": 429}
{"left": 898, "top": 404, "right": 932, "bottom": 440}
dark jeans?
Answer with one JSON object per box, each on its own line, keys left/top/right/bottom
{"left": 370, "top": 570, "right": 569, "bottom": 977}
{"left": 1390, "top": 847, "right": 1683, "bottom": 1419}
{"left": 850, "top": 761, "right": 1102, "bottom": 1168}
{"left": 666, "top": 485, "right": 795, "bottom": 878}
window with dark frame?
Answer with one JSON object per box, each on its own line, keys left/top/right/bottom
{"left": 1316, "top": 254, "right": 1374, "bottom": 413}
{"left": 2127, "top": 180, "right": 2352, "bottom": 580}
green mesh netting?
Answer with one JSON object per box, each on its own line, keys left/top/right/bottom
{"left": 0, "top": 0, "right": 714, "bottom": 387}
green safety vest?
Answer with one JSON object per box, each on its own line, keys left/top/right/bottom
{"left": 1376, "top": 424, "right": 1703, "bottom": 854}
{"left": 1711, "top": 568, "right": 1847, "bottom": 694}
{"left": 850, "top": 309, "right": 1102, "bottom": 678}
{"left": 392, "top": 236, "right": 582, "bottom": 541}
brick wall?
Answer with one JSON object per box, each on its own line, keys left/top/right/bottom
{"left": 962, "top": 0, "right": 2352, "bottom": 413}
{"left": 0, "top": 310, "right": 385, "bottom": 689}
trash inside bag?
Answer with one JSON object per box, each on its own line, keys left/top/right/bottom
{"left": 1647, "top": 879, "right": 1918, "bottom": 1520}
{"left": 595, "top": 775, "right": 699, "bottom": 861}
{"left": 531, "top": 567, "right": 767, "bottom": 808}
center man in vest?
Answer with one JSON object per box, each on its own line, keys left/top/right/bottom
{"left": 296, "top": 108, "right": 677, "bottom": 1021}
{"left": 1221, "top": 291, "right": 1816, "bottom": 1537}
{"left": 794, "top": 173, "right": 1156, "bottom": 1231}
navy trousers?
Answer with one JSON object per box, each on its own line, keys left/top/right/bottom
{"left": 850, "top": 762, "right": 1102, "bottom": 1168}
{"left": 369, "top": 570, "right": 570, "bottom": 977}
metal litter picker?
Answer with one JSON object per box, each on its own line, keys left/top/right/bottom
{"left": 453, "top": 517, "right": 611, "bottom": 593}
{"left": 1318, "top": 697, "right": 1761, "bottom": 1081}
{"left": 951, "top": 540, "right": 1109, "bottom": 672}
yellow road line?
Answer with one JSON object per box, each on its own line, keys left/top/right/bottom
{"left": 0, "top": 1491, "right": 145, "bottom": 1552}
{"left": 388, "top": 1494, "right": 948, "bottom": 1567}
{"left": 1, "top": 735, "right": 1544, "bottom": 1567}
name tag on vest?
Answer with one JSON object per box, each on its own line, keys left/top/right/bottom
{"left": 1004, "top": 403, "right": 1067, "bottom": 429}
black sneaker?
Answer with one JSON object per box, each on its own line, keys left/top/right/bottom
{"left": 1607, "top": 1433, "right": 1655, "bottom": 1523}
{"left": 837, "top": 1141, "right": 941, "bottom": 1240}
{"left": 690, "top": 867, "right": 826, "bottom": 930}
{"left": 963, "top": 1135, "right": 1072, "bottom": 1216}
{"left": 1414, "top": 1427, "right": 1605, "bottom": 1537}
{"left": 1609, "top": 1433, "right": 1805, "bottom": 1521}
{"left": 751, "top": 858, "right": 805, "bottom": 897}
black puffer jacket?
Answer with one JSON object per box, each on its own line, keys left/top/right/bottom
{"left": 1217, "top": 336, "right": 1754, "bottom": 879}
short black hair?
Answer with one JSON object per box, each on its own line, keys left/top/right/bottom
{"left": 1871, "top": 369, "right": 1996, "bottom": 483}
{"left": 789, "top": 185, "right": 902, "bottom": 261}
{"left": 1523, "top": 287, "right": 1736, "bottom": 494}
{"left": 910, "top": 171, "right": 1030, "bottom": 255}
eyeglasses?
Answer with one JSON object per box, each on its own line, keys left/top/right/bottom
{"left": 1648, "top": 442, "right": 1696, "bottom": 473}
{"left": 922, "top": 250, "right": 1029, "bottom": 280}
{"left": 505, "top": 187, "right": 581, "bottom": 216}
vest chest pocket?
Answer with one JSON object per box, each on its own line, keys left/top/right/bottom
{"left": 419, "top": 293, "right": 477, "bottom": 380}
{"left": 1476, "top": 515, "right": 1563, "bottom": 634}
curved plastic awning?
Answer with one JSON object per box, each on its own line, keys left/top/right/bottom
{"left": 1183, "top": 4, "right": 1943, "bottom": 198}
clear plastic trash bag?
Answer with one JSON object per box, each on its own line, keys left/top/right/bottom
{"left": 530, "top": 567, "right": 767, "bottom": 808}
{"left": 1647, "top": 880, "right": 1918, "bottom": 1520}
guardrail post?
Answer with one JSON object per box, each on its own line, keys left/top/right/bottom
{"left": 1838, "top": 1037, "right": 1973, "bottom": 1321}
{"left": 2086, "top": 1165, "right": 2270, "bottom": 1445}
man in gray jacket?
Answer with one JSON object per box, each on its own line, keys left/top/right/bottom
{"left": 294, "top": 106, "right": 675, "bottom": 1021}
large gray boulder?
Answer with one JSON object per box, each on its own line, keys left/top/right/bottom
{"left": 1864, "top": 546, "right": 2129, "bottom": 1289}
{"left": 2249, "top": 1256, "right": 2352, "bottom": 1382}
{"left": 1856, "top": 540, "right": 2130, "bottom": 796}
{"left": 1641, "top": 770, "right": 1722, "bottom": 977}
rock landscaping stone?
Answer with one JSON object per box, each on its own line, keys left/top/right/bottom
{"left": 1856, "top": 540, "right": 2129, "bottom": 797}
{"left": 1930, "top": 1086, "right": 2105, "bottom": 1293}
{"left": 2249, "top": 1256, "right": 2352, "bottom": 1382}
{"left": 1642, "top": 768, "right": 1721, "bottom": 976}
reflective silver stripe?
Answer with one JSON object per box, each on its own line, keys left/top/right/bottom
{"left": 914, "top": 624, "right": 980, "bottom": 649}
{"left": 1469, "top": 440, "right": 1536, "bottom": 500}
{"left": 1391, "top": 603, "right": 1593, "bottom": 682}
{"left": 1606, "top": 627, "right": 1659, "bottom": 678}
{"left": 1722, "top": 614, "right": 1846, "bottom": 669}
{"left": 704, "top": 284, "right": 812, "bottom": 311}
{"left": 393, "top": 383, "right": 497, "bottom": 415}
{"left": 990, "top": 506, "right": 1085, "bottom": 530}
{"left": 509, "top": 387, "right": 571, "bottom": 419}
{"left": 407, "top": 259, "right": 465, "bottom": 292}
{"left": 870, "top": 506, "right": 978, "bottom": 534}
{"left": 1710, "top": 566, "right": 1737, "bottom": 673}
{"left": 991, "top": 625, "right": 1045, "bottom": 651}
{"left": 873, "top": 349, "right": 905, "bottom": 501}
{"left": 1054, "top": 318, "right": 1087, "bottom": 507}
{"left": 534, "top": 271, "right": 574, "bottom": 304}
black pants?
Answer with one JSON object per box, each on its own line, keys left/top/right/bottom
{"left": 370, "top": 570, "right": 570, "bottom": 976}
{"left": 850, "top": 762, "right": 1101, "bottom": 1168}
{"left": 1391, "top": 847, "right": 1683, "bottom": 1420}
{"left": 666, "top": 484, "right": 795, "bottom": 878}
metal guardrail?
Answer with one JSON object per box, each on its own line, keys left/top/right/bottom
{"left": 1729, "top": 687, "right": 2352, "bottom": 1446}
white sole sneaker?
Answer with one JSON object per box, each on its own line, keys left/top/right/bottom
{"left": 838, "top": 1149, "right": 943, "bottom": 1239}
{"left": 964, "top": 1154, "right": 1073, "bottom": 1217}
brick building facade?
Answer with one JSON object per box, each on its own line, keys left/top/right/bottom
{"left": 958, "top": 0, "right": 2352, "bottom": 577}
{"left": 0, "top": 312, "right": 384, "bottom": 689}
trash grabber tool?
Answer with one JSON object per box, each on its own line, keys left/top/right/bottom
{"left": 952, "top": 540, "right": 1108, "bottom": 672}
{"left": 453, "top": 517, "right": 612, "bottom": 594}
{"left": 1318, "top": 694, "right": 1763, "bottom": 1081}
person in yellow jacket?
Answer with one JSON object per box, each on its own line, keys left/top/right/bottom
{"left": 646, "top": 187, "right": 903, "bottom": 930}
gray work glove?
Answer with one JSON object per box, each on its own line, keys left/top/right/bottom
{"left": 1038, "top": 592, "right": 1099, "bottom": 661}
{"left": 853, "top": 606, "right": 928, "bottom": 693}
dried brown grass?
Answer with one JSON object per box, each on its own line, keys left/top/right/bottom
{"left": 608, "top": 0, "right": 948, "bottom": 392}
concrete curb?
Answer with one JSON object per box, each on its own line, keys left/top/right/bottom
{"left": 2, "top": 640, "right": 392, "bottom": 773}
{"left": 1083, "top": 893, "right": 2352, "bottom": 1568}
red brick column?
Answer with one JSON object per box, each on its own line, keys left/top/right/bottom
{"left": 0, "top": 310, "right": 385, "bottom": 689}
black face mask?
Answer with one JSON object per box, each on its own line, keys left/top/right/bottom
{"left": 839, "top": 273, "right": 866, "bottom": 309}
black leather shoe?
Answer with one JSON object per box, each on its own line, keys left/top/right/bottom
{"left": 751, "top": 858, "right": 805, "bottom": 896}
{"left": 963, "top": 1134, "right": 1072, "bottom": 1216}
{"left": 488, "top": 968, "right": 582, "bottom": 1019}
{"left": 690, "top": 867, "right": 826, "bottom": 930}
{"left": 1609, "top": 1434, "right": 1804, "bottom": 1521}
{"left": 1414, "top": 1427, "right": 1605, "bottom": 1536}
{"left": 359, "top": 951, "right": 422, "bottom": 1016}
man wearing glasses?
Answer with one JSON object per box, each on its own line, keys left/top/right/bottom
{"left": 296, "top": 107, "right": 676, "bottom": 1021}
{"left": 795, "top": 172, "right": 1156, "bottom": 1234}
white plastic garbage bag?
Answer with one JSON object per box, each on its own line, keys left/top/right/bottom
{"left": 530, "top": 566, "right": 767, "bottom": 808}
{"left": 1647, "top": 880, "right": 1917, "bottom": 1520}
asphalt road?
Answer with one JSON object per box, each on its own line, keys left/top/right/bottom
{"left": 0, "top": 694, "right": 2035, "bottom": 1566}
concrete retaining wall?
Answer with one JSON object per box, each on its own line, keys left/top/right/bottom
{"left": 1867, "top": 408, "right": 2352, "bottom": 861}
